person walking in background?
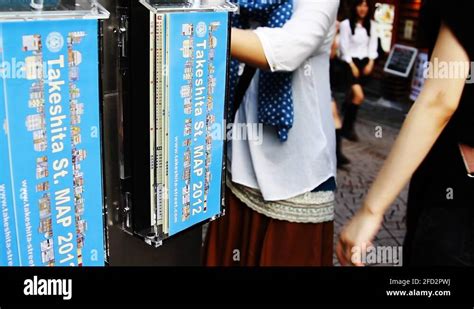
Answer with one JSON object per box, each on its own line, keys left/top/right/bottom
{"left": 330, "top": 20, "right": 350, "bottom": 168}
{"left": 204, "top": 0, "right": 340, "bottom": 266}
{"left": 339, "top": 0, "right": 378, "bottom": 142}
{"left": 337, "top": 0, "right": 474, "bottom": 266}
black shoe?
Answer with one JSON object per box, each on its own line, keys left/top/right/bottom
{"left": 341, "top": 103, "right": 360, "bottom": 142}
{"left": 336, "top": 129, "right": 351, "bottom": 168}
{"left": 341, "top": 129, "right": 359, "bottom": 142}
{"left": 337, "top": 152, "right": 351, "bottom": 166}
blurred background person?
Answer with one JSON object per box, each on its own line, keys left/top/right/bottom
{"left": 339, "top": 0, "right": 378, "bottom": 142}
{"left": 330, "top": 20, "right": 350, "bottom": 168}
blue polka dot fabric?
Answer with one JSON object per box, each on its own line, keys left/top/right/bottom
{"left": 229, "top": 0, "right": 294, "bottom": 142}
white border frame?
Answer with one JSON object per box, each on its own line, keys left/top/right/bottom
{"left": 384, "top": 44, "right": 418, "bottom": 78}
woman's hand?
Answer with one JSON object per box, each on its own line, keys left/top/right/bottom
{"left": 363, "top": 59, "right": 374, "bottom": 76}
{"left": 336, "top": 206, "right": 384, "bottom": 266}
{"left": 349, "top": 62, "right": 360, "bottom": 78}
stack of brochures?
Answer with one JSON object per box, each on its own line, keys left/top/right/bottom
{"left": 148, "top": 10, "right": 228, "bottom": 236}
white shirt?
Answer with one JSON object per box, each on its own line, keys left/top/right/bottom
{"left": 339, "top": 18, "right": 378, "bottom": 63}
{"left": 229, "top": 0, "right": 339, "bottom": 201}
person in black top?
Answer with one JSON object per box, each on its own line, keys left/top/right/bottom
{"left": 337, "top": 0, "right": 474, "bottom": 266}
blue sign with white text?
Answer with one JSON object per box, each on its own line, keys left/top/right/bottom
{"left": 0, "top": 19, "right": 104, "bottom": 266}
{"left": 167, "top": 12, "right": 228, "bottom": 235}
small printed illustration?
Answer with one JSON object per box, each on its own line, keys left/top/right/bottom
{"left": 184, "top": 118, "right": 192, "bottom": 136}
{"left": 180, "top": 84, "right": 191, "bottom": 98}
{"left": 39, "top": 217, "right": 53, "bottom": 238}
{"left": 75, "top": 197, "right": 85, "bottom": 216}
{"left": 208, "top": 63, "right": 215, "bottom": 75}
{"left": 24, "top": 55, "right": 44, "bottom": 80}
{"left": 182, "top": 204, "right": 190, "bottom": 222}
{"left": 182, "top": 138, "right": 191, "bottom": 147}
{"left": 208, "top": 76, "right": 216, "bottom": 94}
{"left": 38, "top": 193, "right": 51, "bottom": 220}
{"left": 68, "top": 31, "right": 86, "bottom": 45}
{"left": 181, "top": 39, "right": 193, "bottom": 58}
{"left": 182, "top": 185, "right": 190, "bottom": 204}
{"left": 70, "top": 84, "right": 81, "bottom": 99}
{"left": 182, "top": 23, "right": 193, "bottom": 36}
{"left": 68, "top": 50, "right": 83, "bottom": 67}
{"left": 33, "top": 129, "right": 47, "bottom": 152}
{"left": 207, "top": 95, "right": 213, "bottom": 110}
{"left": 209, "top": 35, "right": 218, "bottom": 49}
{"left": 28, "top": 83, "right": 44, "bottom": 109}
{"left": 22, "top": 35, "right": 41, "bottom": 52}
{"left": 206, "top": 114, "right": 215, "bottom": 127}
{"left": 69, "top": 66, "right": 80, "bottom": 81}
{"left": 25, "top": 114, "right": 45, "bottom": 131}
{"left": 40, "top": 239, "right": 54, "bottom": 265}
{"left": 183, "top": 166, "right": 191, "bottom": 182}
{"left": 209, "top": 21, "right": 221, "bottom": 32}
{"left": 184, "top": 97, "right": 192, "bottom": 114}
{"left": 36, "top": 181, "right": 49, "bottom": 192}
{"left": 184, "top": 148, "right": 191, "bottom": 168}
{"left": 183, "top": 71, "right": 192, "bottom": 81}
{"left": 35, "top": 156, "right": 48, "bottom": 179}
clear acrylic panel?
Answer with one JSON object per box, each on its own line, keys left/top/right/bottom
{"left": 0, "top": 0, "right": 109, "bottom": 22}
{"left": 140, "top": 0, "right": 238, "bottom": 13}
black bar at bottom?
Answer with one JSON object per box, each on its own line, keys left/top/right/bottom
{"left": 0, "top": 267, "right": 473, "bottom": 305}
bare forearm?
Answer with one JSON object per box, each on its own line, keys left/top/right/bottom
{"left": 231, "top": 28, "right": 270, "bottom": 71}
{"left": 362, "top": 23, "right": 468, "bottom": 217}
{"left": 363, "top": 95, "right": 454, "bottom": 216}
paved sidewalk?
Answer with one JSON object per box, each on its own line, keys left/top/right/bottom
{"left": 333, "top": 94, "right": 410, "bottom": 266}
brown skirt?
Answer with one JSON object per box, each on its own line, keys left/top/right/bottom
{"left": 203, "top": 187, "right": 334, "bottom": 266}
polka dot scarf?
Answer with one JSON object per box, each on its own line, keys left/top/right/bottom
{"left": 229, "top": 0, "right": 294, "bottom": 142}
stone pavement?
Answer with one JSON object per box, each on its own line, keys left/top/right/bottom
{"left": 333, "top": 93, "right": 410, "bottom": 266}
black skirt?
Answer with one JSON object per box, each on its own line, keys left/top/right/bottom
{"left": 346, "top": 57, "right": 370, "bottom": 86}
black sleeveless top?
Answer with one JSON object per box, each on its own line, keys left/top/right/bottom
{"left": 422, "top": 0, "right": 474, "bottom": 146}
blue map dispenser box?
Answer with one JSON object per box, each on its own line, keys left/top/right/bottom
{"left": 0, "top": 19, "right": 105, "bottom": 266}
{"left": 166, "top": 11, "right": 228, "bottom": 236}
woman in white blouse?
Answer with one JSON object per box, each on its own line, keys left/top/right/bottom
{"left": 203, "top": 0, "right": 340, "bottom": 266}
{"left": 339, "top": 0, "right": 378, "bottom": 142}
